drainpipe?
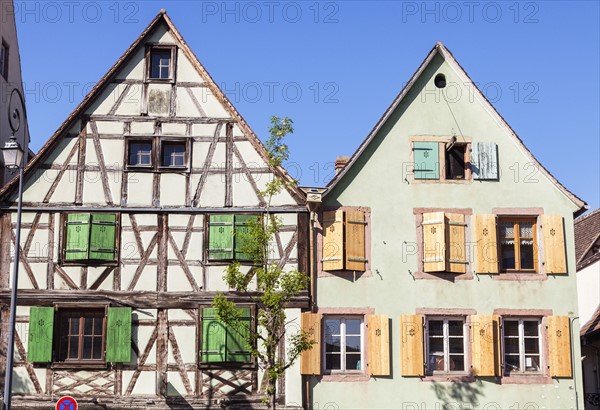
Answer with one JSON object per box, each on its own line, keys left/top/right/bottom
{"left": 303, "top": 210, "right": 319, "bottom": 410}
{"left": 570, "top": 316, "right": 581, "bottom": 410}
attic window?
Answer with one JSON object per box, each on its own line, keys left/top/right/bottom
{"left": 434, "top": 74, "right": 446, "bottom": 89}
{"left": 147, "top": 45, "right": 176, "bottom": 81}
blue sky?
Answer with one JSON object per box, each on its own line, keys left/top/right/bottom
{"left": 13, "top": 0, "right": 600, "bottom": 210}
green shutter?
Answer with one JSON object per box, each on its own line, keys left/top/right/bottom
{"left": 226, "top": 307, "right": 252, "bottom": 363}
{"left": 27, "top": 307, "right": 54, "bottom": 363}
{"left": 65, "top": 214, "right": 90, "bottom": 260}
{"left": 202, "top": 308, "right": 227, "bottom": 363}
{"left": 106, "top": 307, "right": 132, "bottom": 362}
{"left": 208, "top": 215, "right": 234, "bottom": 260}
{"left": 235, "top": 215, "right": 256, "bottom": 261}
{"left": 413, "top": 142, "right": 439, "bottom": 180}
{"left": 89, "top": 214, "right": 117, "bottom": 261}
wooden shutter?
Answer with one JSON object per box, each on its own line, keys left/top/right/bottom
{"left": 234, "top": 215, "right": 255, "bottom": 261}
{"left": 473, "top": 214, "right": 498, "bottom": 273}
{"left": 422, "top": 212, "right": 446, "bottom": 272}
{"left": 27, "top": 307, "right": 54, "bottom": 363}
{"left": 471, "top": 142, "right": 498, "bottom": 180}
{"left": 547, "top": 316, "right": 572, "bottom": 377}
{"left": 300, "top": 312, "right": 321, "bottom": 375}
{"left": 413, "top": 141, "right": 439, "bottom": 180}
{"left": 447, "top": 213, "right": 467, "bottom": 273}
{"left": 400, "top": 314, "right": 424, "bottom": 376}
{"left": 471, "top": 315, "right": 500, "bottom": 376}
{"left": 366, "top": 314, "right": 390, "bottom": 376}
{"left": 65, "top": 213, "right": 90, "bottom": 261}
{"left": 106, "top": 307, "right": 132, "bottom": 362}
{"left": 201, "top": 308, "right": 226, "bottom": 363}
{"left": 226, "top": 307, "right": 252, "bottom": 363}
{"left": 345, "top": 210, "right": 367, "bottom": 271}
{"left": 208, "top": 215, "right": 234, "bottom": 260}
{"left": 89, "top": 214, "right": 117, "bottom": 261}
{"left": 539, "top": 215, "right": 567, "bottom": 274}
{"left": 322, "top": 210, "right": 344, "bottom": 271}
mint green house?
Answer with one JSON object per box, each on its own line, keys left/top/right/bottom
{"left": 301, "top": 42, "right": 588, "bottom": 409}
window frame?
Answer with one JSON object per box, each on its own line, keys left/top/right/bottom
{"left": 425, "top": 316, "right": 468, "bottom": 376}
{"left": 124, "top": 136, "right": 190, "bottom": 172}
{"left": 198, "top": 303, "right": 256, "bottom": 369}
{"left": 60, "top": 213, "right": 120, "bottom": 266}
{"left": 410, "top": 136, "right": 472, "bottom": 183}
{"left": 498, "top": 216, "right": 539, "bottom": 273}
{"left": 501, "top": 317, "right": 543, "bottom": 376}
{"left": 145, "top": 44, "right": 177, "bottom": 83}
{"left": 0, "top": 40, "right": 8, "bottom": 80}
{"left": 322, "top": 315, "right": 365, "bottom": 375}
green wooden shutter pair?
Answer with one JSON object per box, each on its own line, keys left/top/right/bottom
{"left": 65, "top": 214, "right": 116, "bottom": 261}
{"left": 413, "top": 142, "right": 439, "bottom": 180}
{"left": 27, "top": 307, "right": 131, "bottom": 363}
{"left": 201, "top": 307, "right": 251, "bottom": 363}
{"left": 208, "top": 215, "right": 255, "bottom": 261}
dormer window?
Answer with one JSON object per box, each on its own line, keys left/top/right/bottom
{"left": 146, "top": 45, "right": 176, "bottom": 82}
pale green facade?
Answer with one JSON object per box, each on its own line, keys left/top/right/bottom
{"left": 309, "top": 45, "right": 586, "bottom": 409}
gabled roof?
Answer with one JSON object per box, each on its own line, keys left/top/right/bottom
{"left": 324, "top": 42, "right": 587, "bottom": 216}
{"left": 0, "top": 10, "right": 304, "bottom": 205}
{"left": 575, "top": 208, "right": 600, "bottom": 270}
{"left": 581, "top": 305, "right": 600, "bottom": 338}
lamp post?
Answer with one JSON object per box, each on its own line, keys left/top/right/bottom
{"left": 2, "top": 88, "right": 27, "bottom": 410}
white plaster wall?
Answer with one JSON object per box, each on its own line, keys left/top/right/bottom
{"left": 578, "top": 260, "right": 600, "bottom": 327}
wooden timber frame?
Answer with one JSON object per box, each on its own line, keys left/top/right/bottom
{"left": 0, "top": 10, "right": 309, "bottom": 410}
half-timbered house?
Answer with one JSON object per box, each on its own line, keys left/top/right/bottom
{"left": 0, "top": 10, "right": 308, "bottom": 409}
{"left": 301, "top": 42, "right": 588, "bottom": 409}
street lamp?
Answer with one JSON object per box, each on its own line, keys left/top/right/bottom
{"left": 2, "top": 88, "right": 27, "bottom": 410}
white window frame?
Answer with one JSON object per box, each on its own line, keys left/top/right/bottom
{"left": 322, "top": 315, "right": 364, "bottom": 374}
{"left": 501, "top": 317, "right": 542, "bottom": 375}
{"left": 426, "top": 317, "right": 468, "bottom": 374}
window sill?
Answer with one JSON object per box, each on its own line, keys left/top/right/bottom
{"left": 318, "top": 270, "right": 372, "bottom": 279}
{"left": 421, "top": 374, "right": 474, "bottom": 383}
{"left": 146, "top": 78, "right": 175, "bottom": 84}
{"left": 320, "top": 373, "right": 370, "bottom": 382}
{"left": 500, "top": 374, "right": 553, "bottom": 384}
{"left": 413, "top": 271, "right": 473, "bottom": 281}
{"left": 492, "top": 273, "right": 547, "bottom": 281}
{"left": 52, "top": 362, "right": 108, "bottom": 370}
{"left": 61, "top": 261, "right": 118, "bottom": 267}
{"left": 199, "top": 362, "right": 256, "bottom": 370}
{"left": 413, "top": 178, "right": 473, "bottom": 184}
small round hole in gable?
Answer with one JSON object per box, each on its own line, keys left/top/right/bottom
{"left": 434, "top": 73, "right": 446, "bottom": 89}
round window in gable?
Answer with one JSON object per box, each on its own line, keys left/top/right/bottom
{"left": 434, "top": 73, "right": 446, "bottom": 89}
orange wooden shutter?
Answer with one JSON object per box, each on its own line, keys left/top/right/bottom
{"left": 422, "top": 212, "right": 446, "bottom": 272}
{"left": 447, "top": 213, "right": 468, "bottom": 273}
{"left": 366, "top": 314, "right": 390, "bottom": 376}
{"left": 471, "top": 315, "right": 500, "bottom": 376}
{"left": 539, "top": 215, "right": 567, "bottom": 274}
{"left": 473, "top": 214, "right": 498, "bottom": 273}
{"left": 547, "top": 316, "right": 572, "bottom": 377}
{"left": 345, "top": 210, "right": 367, "bottom": 271}
{"left": 300, "top": 313, "right": 321, "bottom": 375}
{"left": 400, "top": 314, "right": 424, "bottom": 376}
{"left": 322, "top": 210, "right": 344, "bottom": 271}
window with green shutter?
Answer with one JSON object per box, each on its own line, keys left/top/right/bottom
{"left": 201, "top": 307, "right": 252, "bottom": 364}
{"left": 208, "top": 214, "right": 256, "bottom": 262}
{"left": 413, "top": 141, "right": 440, "bottom": 180}
{"left": 64, "top": 213, "right": 117, "bottom": 262}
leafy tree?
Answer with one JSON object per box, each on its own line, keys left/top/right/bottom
{"left": 213, "top": 116, "right": 314, "bottom": 409}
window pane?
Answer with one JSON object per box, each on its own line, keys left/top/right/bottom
{"left": 448, "top": 321, "right": 464, "bottom": 336}
{"left": 524, "top": 338, "right": 539, "bottom": 354}
{"left": 525, "top": 355, "right": 540, "bottom": 371}
{"left": 325, "top": 353, "right": 340, "bottom": 370}
{"left": 428, "top": 320, "right": 443, "bottom": 336}
{"left": 500, "top": 221, "right": 515, "bottom": 238}
{"left": 346, "top": 336, "right": 361, "bottom": 353}
{"left": 449, "top": 338, "right": 464, "bottom": 354}
{"left": 83, "top": 336, "right": 93, "bottom": 359}
{"left": 346, "top": 354, "right": 361, "bottom": 371}
{"left": 523, "top": 321, "right": 539, "bottom": 337}
{"left": 429, "top": 354, "right": 444, "bottom": 371}
{"left": 501, "top": 244, "right": 515, "bottom": 270}
{"left": 94, "top": 317, "right": 103, "bottom": 336}
{"left": 129, "top": 142, "right": 152, "bottom": 166}
{"left": 504, "top": 355, "right": 520, "bottom": 372}
{"left": 69, "top": 317, "right": 80, "bottom": 335}
{"left": 504, "top": 321, "right": 519, "bottom": 337}
{"left": 93, "top": 336, "right": 103, "bottom": 359}
{"left": 520, "top": 223, "right": 533, "bottom": 238}
{"left": 325, "top": 335, "right": 340, "bottom": 353}
{"left": 345, "top": 319, "right": 361, "bottom": 335}
{"left": 150, "top": 50, "right": 170, "bottom": 79}
{"left": 520, "top": 240, "right": 535, "bottom": 269}
{"left": 69, "top": 336, "right": 79, "bottom": 359}
{"left": 162, "top": 143, "right": 186, "bottom": 167}
{"left": 84, "top": 317, "right": 93, "bottom": 335}
{"left": 449, "top": 355, "right": 464, "bottom": 371}
{"left": 428, "top": 337, "right": 444, "bottom": 354}
{"left": 324, "top": 319, "right": 341, "bottom": 335}
{"left": 445, "top": 146, "right": 465, "bottom": 179}
{"left": 504, "top": 337, "right": 519, "bottom": 354}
